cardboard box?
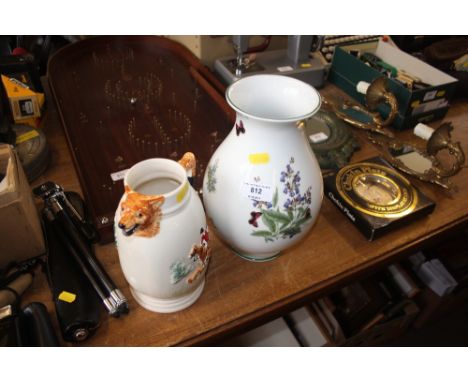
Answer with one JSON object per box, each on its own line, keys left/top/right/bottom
{"left": 0, "top": 144, "right": 45, "bottom": 269}
{"left": 328, "top": 39, "right": 458, "bottom": 130}
{"left": 1, "top": 73, "right": 45, "bottom": 127}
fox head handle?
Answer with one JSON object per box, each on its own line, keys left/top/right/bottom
{"left": 118, "top": 186, "right": 164, "bottom": 236}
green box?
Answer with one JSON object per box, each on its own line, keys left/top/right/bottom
{"left": 328, "top": 39, "right": 458, "bottom": 130}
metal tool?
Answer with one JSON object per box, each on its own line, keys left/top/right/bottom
{"left": 34, "top": 182, "right": 129, "bottom": 316}
{"left": 34, "top": 181, "right": 99, "bottom": 243}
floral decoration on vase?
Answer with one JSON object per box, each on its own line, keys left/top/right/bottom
{"left": 206, "top": 159, "right": 219, "bottom": 193}
{"left": 249, "top": 157, "right": 312, "bottom": 242}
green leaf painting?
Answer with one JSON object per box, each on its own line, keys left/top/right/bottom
{"left": 272, "top": 187, "right": 279, "bottom": 208}
{"left": 249, "top": 157, "right": 313, "bottom": 243}
{"left": 206, "top": 159, "right": 219, "bottom": 193}
{"left": 169, "top": 259, "right": 194, "bottom": 284}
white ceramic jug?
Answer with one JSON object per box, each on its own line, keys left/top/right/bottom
{"left": 202, "top": 74, "right": 323, "bottom": 262}
{"left": 115, "top": 153, "right": 210, "bottom": 313}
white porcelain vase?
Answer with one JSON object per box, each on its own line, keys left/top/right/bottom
{"left": 202, "top": 74, "right": 323, "bottom": 262}
{"left": 115, "top": 153, "right": 210, "bottom": 313}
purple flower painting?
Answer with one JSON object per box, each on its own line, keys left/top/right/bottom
{"left": 250, "top": 157, "right": 313, "bottom": 242}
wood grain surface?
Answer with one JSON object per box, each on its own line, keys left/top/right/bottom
{"left": 27, "top": 74, "right": 468, "bottom": 347}
{"left": 47, "top": 36, "right": 233, "bottom": 242}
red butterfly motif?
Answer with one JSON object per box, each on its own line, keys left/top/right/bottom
{"left": 235, "top": 120, "right": 245, "bottom": 136}
{"left": 248, "top": 211, "right": 262, "bottom": 227}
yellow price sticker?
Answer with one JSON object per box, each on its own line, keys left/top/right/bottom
{"left": 58, "top": 291, "right": 77, "bottom": 303}
{"left": 248, "top": 153, "right": 270, "bottom": 165}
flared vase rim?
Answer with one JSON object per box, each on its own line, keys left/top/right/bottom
{"left": 225, "top": 74, "right": 322, "bottom": 123}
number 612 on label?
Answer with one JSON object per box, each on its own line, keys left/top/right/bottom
{"left": 242, "top": 182, "right": 273, "bottom": 202}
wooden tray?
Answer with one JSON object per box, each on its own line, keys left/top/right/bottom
{"left": 48, "top": 36, "right": 234, "bottom": 243}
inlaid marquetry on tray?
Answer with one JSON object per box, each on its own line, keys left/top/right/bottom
{"left": 48, "top": 36, "right": 234, "bottom": 243}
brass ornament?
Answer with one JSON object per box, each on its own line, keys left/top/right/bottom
{"left": 322, "top": 97, "right": 395, "bottom": 138}
{"left": 369, "top": 122, "right": 466, "bottom": 190}
{"left": 335, "top": 162, "right": 419, "bottom": 219}
{"left": 364, "top": 76, "right": 398, "bottom": 127}
{"left": 322, "top": 76, "right": 399, "bottom": 138}
{"left": 427, "top": 122, "right": 465, "bottom": 178}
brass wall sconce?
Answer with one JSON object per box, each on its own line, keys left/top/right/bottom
{"left": 369, "top": 122, "right": 465, "bottom": 190}
{"left": 356, "top": 76, "right": 398, "bottom": 127}
{"left": 322, "top": 76, "right": 399, "bottom": 139}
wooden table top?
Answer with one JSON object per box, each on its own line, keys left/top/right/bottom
{"left": 26, "top": 82, "right": 468, "bottom": 346}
